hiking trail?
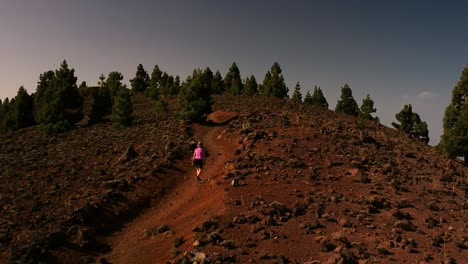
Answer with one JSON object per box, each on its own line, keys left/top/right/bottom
{"left": 102, "top": 113, "right": 237, "bottom": 263}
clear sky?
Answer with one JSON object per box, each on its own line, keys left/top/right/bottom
{"left": 1, "top": 0, "right": 467, "bottom": 145}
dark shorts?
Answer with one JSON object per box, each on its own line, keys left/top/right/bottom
{"left": 193, "top": 159, "right": 203, "bottom": 168}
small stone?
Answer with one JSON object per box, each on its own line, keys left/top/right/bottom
{"left": 170, "top": 247, "right": 181, "bottom": 259}
{"left": 174, "top": 236, "right": 184, "bottom": 247}
{"left": 157, "top": 224, "right": 169, "bottom": 233}
{"left": 195, "top": 252, "right": 206, "bottom": 262}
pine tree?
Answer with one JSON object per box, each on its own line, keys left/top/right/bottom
{"left": 130, "top": 64, "right": 150, "bottom": 93}
{"left": 259, "top": 71, "right": 272, "bottom": 96}
{"left": 148, "top": 65, "right": 163, "bottom": 99}
{"left": 392, "top": 104, "right": 429, "bottom": 144}
{"left": 98, "top": 74, "right": 106, "bottom": 88}
{"left": 89, "top": 73, "right": 115, "bottom": 123}
{"left": 170, "top": 75, "right": 181, "bottom": 96}
{"left": 439, "top": 65, "right": 468, "bottom": 164}
{"left": 292, "top": 81, "right": 302, "bottom": 102}
{"left": 35, "top": 71, "right": 55, "bottom": 100}
{"left": 159, "top": 72, "right": 170, "bottom": 96}
{"left": 335, "top": 84, "right": 358, "bottom": 116}
{"left": 261, "top": 62, "right": 289, "bottom": 98}
{"left": 178, "top": 69, "right": 213, "bottom": 122}
{"left": 311, "top": 86, "right": 328, "bottom": 108}
{"left": 14, "top": 86, "right": 35, "bottom": 129}
{"left": 112, "top": 87, "right": 133, "bottom": 128}
{"left": 79, "top": 81, "right": 87, "bottom": 89}
{"left": 359, "top": 94, "right": 378, "bottom": 121}
{"left": 202, "top": 67, "right": 214, "bottom": 95}
{"left": 0, "top": 98, "right": 14, "bottom": 131}
{"left": 304, "top": 91, "right": 313, "bottom": 104}
{"left": 35, "top": 60, "right": 82, "bottom": 133}
{"left": 224, "top": 62, "right": 243, "bottom": 95}
{"left": 212, "top": 70, "right": 224, "bottom": 94}
{"left": 243, "top": 75, "right": 258, "bottom": 96}
{"left": 107, "top": 72, "right": 125, "bottom": 97}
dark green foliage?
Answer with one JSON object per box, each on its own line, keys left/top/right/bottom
{"left": 224, "top": 62, "right": 243, "bottom": 95}
{"left": 200, "top": 67, "right": 213, "bottom": 96}
{"left": 112, "top": 87, "right": 133, "bottom": 128}
{"left": 35, "top": 60, "right": 82, "bottom": 133}
{"left": 14, "top": 86, "right": 35, "bottom": 129}
{"left": 0, "top": 98, "right": 14, "bottom": 131}
{"left": 311, "top": 86, "right": 328, "bottom": 108}
{"left": 40, "top": 120, "right": 72, "bottom": 134}
{"left": 259, "top": 71, "right": 271, "bottom": 96}
{"left": 358, "top": 94, "right": 379, "bottom": 129}
{"left": 89, "top": 73, "right": 114, "bottom": 124}
{"left": 439, "top": 65, "right": 468, "bottom": 164}
{"left": 243, "top": 75, "right": 258, "bottom": 96}
{"left": 98, "top": 73, "right": 105, "bottom": 87}
{"left": 292, "top": 81, "right": 302, "bottom": 102}
{"left": 171, "top": 75, "right": 181, "bottom": 96}
{"left": 35, "top": 70, "right": 55, "bottom": 100}
{"left": 130, "top": 64, "right": 150, "bottom": 93}
{"left": 155, "top": 98, "right": 169, "bottom": 113}
{"left": 392, "top": 104, "right": 429, "bottom": 144}
{"left": 79, "top": 81, "right": 87, "bottom": 89}
{"left": 148, "top": 65, "right": 180, "bottom": 98}
{"left": 148, "top": 65, "right": 163, "bottom": 99}
{"left": 360, "top": 94, "right": 378, "bottom": 121}
{"left": 304, "top": 91, "right": 313, "bottom": 104}
{"left": 260, "top": 62, "right": 289, "bottom": 98}
{"left": 178, "top": 69, "right": 213, "bottom": 122}
{"left": 88, "top": 73, "right": 112, "bottom": 124}
{"left": 107, "top": 72, "right": 125, "bottom": 97}
{"left": 335, "top": 84, "right": 358, "bottom": 116}
{"left": 212, "top": 70, "right": 225, "bottom": 94}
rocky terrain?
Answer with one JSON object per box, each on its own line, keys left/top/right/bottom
{"left": 0, "top": 95, "right": 466, "bottom": 263}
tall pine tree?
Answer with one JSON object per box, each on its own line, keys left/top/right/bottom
{"left": 224, "top": 62, "right": 243, "bottom": 95}
{"left": 261, "top": 62, "right": 288, "bottom": 98}
{"left": 392, "top": 104, "right": 429, "bottom": 144}
{"left": 439, "top": 65, "right": 468, "bottom": 164}
{"left": 107, "top": 72, "right": 125, "bottom": 97}
{"left": 112, "top": 87, "right": 133, "bottom": 128}
{"left": 148, "top": 65, "right": 163, "bottom": 99}
{"left": 359, "top": 94, "right": 378, "bottom": 121}
{"left": 0, "top": 98, "right": 14, "bottom": 131}
{"left": 130, "top": 64, "right": 150, "bottom": 93}
{"left": 243, "top": 75, "right": 258, "bottom": 96}
{"left": 292, "top": 82, "right": 302, "bottom": 102}
{"left": 335, "top": 84, "right": 358, "bottom": 116}
{"left": 311, "top": 86, "right": 328, "bottom": 108}
{"left": 170, "top": 75, "right": 181, "bottom": 96}
{"left": 212, "top": 70, "right": 224, "bottom": 94}
{"left": 14, "top": 86, "right": 35, "bottom": 129}
{"left": 35, "top": 60, "right": 82, "bottom": 133}
{"left": 304, "top": 91, "right": 313, "bottom": 104}
{"left": 178, "top": 69, "right": 213, "bottom": 122}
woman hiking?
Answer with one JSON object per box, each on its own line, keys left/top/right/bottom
{"left": 192, "top": 141, "right": 205, "bottom": 181}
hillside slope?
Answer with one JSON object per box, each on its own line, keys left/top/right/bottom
{"left": 0, "top": 95, "right": 466, "bottom": 263}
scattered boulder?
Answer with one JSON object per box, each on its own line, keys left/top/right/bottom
{"left": 119, "top": 144, "right": 138, "bottom": 162}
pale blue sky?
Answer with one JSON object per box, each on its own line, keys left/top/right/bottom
{"left": 1, "top": 0, "right": 467, "bottom": 144}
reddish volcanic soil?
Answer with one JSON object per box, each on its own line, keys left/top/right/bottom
{"left": 101, "top": 112, "right": 238, "bottom": 263}
{"left": 0, "top": 95, "right": 466, "bottom": 264}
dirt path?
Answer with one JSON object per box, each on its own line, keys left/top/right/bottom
{"left": 101, "top": 120, "right": 236, "bottom": 263}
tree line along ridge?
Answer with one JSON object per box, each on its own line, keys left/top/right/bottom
{"left": 0, "top": 61, "right": 466, "bottom": 164}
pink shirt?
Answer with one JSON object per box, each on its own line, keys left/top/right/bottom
{"left": 194, "top": 147, "right": 203, "bottom": 159}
